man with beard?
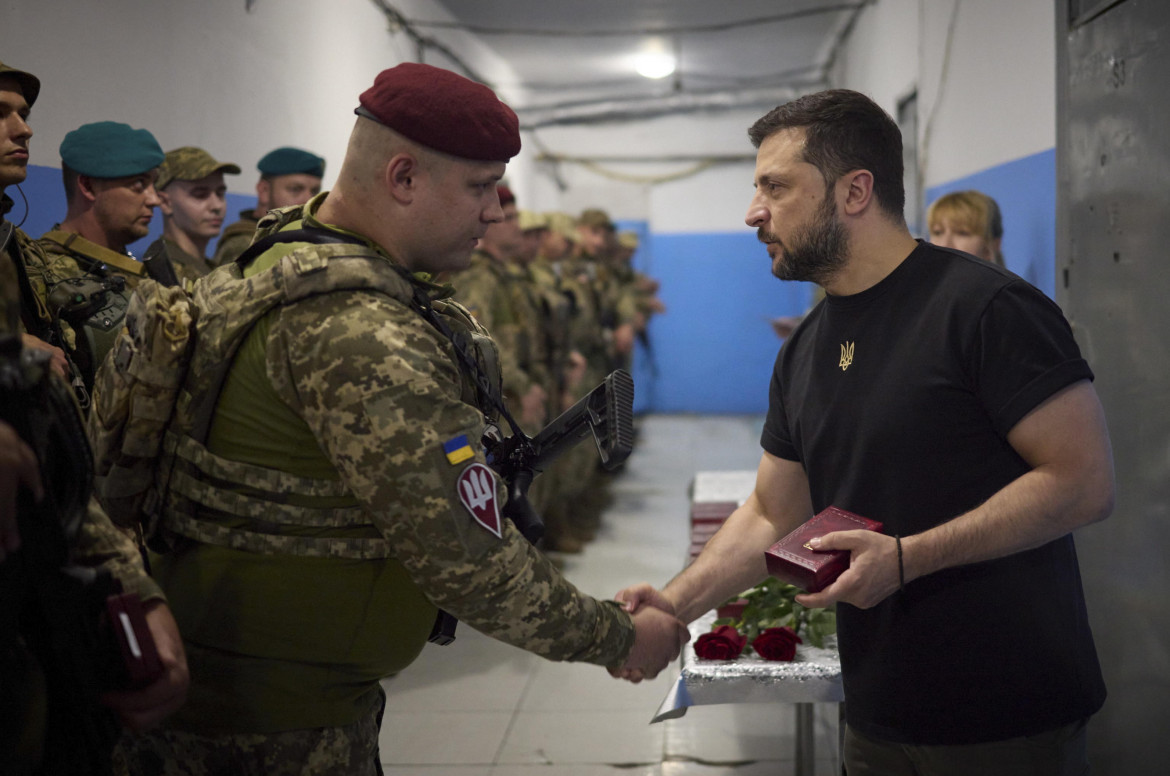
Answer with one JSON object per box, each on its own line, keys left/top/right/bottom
{"left": 617, "top": 89, "right": 1112, "bottom": 775}
{"left": 210, "top": 146, "right": 324, "bottom": 267}
{"left": 38, "top": 121, "right": 165, "bottom": 391}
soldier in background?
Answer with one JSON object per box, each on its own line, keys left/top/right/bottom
{"left": 538, "top": 210, "right": 577, "bottom": 267}
{"left": 447, "top": 184, "right": 547, "bottom": 431}
{"left": 141, "top": 147, "right": 240, "bottom": 289}
{"left": 514, "top": 209, "right": 589, "bottom": 552}
{"left": 572, "top": 208, "right": 636, "bottom": 375}
{"left": 119, "top": 63, "right": 686, "bottom": 776}
{"left": 0, "top": 60, "right": 72, "bottom": 386}
{"left": 0, "top": 56, "right": 188, "bottom": 774}
{"left": 36, "top": 121, "right": 165, "bottom": 392}
{"left": 210, "top": 146, "right": 324, "bottom": 267}
{"left": 614, "top": 230, "right": 665, "bottom": 338}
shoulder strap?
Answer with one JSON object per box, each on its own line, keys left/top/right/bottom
{"left": 141, "top": 240, "right": 182, "bottom": 288}
{"left": 42, "top": 230, "right": 146, "bottom": 277}
{"left": 236, "top": 226, "right": 531, "bottom": 443}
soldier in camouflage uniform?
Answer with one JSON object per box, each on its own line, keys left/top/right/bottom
{"left": 119, "top": 63, "right": 686, "bottom": 776}
{"left": 515, "top": 209, "right": 591, "bottom": 552}
{"left": 36, "top": 121, "right": 165, "bottom": 393}
{"left": 447, "top": 184, "right": 547, "bottom": 431}
{"left": 142, "top": 147, "right": 240, "bottom": 290}
{"left": 210, "top": 146, "right": 325, "bottom": 268}
{"left": 0, "top": 57, "right": 189, "bottom": 768}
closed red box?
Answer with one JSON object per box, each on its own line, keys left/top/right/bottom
{"left": 764, "top": 507, "right": 883, "bottom": 593}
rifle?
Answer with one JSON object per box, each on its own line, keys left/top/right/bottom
{"left": 0, "top": 336, "right": 155, "bottom": 775}
{"left": 427, "top": 368, "right": 635, "bottom": 644}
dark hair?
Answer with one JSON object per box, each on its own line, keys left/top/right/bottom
{"left": 748, "top": 89, "right": 905, "bottom": 221}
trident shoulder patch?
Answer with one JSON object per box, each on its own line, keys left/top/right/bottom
{"left": 457, "top": 462, "right": 502, "bottom": 538}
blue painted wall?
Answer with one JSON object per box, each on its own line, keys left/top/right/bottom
{"left": 16, "top": 154, "right": 1055, "bottom": 417}
{"left": 13, "top": 163, "right": 256, "bottom": 258}
{"left": 924, "top": 148, "right": 1056, "bottom": 299}
{"left": 624, "top": 225, "right": 813, "bottom": 415}
{"left": 629, "top": 149, "right": 1057, "bottom": 414}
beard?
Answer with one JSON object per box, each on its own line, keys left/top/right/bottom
{"left": 761, "top": 189, "right": 849, "bottom": 285}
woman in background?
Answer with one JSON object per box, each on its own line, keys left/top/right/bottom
{"left": 927, "top": 190, "right": 1005, "bottom": 266}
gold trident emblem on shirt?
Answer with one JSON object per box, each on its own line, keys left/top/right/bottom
{"left": 839, "top": 341, "right": 855, "bottom": 371}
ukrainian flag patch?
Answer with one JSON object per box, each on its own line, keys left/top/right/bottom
{"left": 443, "top": 434, "right": 475, "bottom": 465}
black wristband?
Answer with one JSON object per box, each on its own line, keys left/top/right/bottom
{"left": 894, "top": 534, "right": 905, "bottom": 592}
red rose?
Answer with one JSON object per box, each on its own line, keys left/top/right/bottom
{"left": 694, "top": 625, "right": 747, "bottom": 660}
{"left": 751, "top": 626, "right": 802, "bottom": 661}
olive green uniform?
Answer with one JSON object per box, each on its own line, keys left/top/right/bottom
{"left": 447, "top": 249, "right": 545, "bottom": 420}
{"left": 2, "top": 208, "right": 154, "bottom": 591}
{"left": 142, "top": 236, "right": 211, "bottom": 291}
{"left": 121, "top": 194, "right": 633, "bottom": 772}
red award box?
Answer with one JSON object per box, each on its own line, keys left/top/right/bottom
{"left": 764, "top": 507, "right": 883, "bottom": 593}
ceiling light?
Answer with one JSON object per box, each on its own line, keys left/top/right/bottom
{"left": 635, "top": 51, "right": 677, "bottom": 79}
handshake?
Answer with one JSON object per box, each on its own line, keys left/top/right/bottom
{"left": 609, "top": 583, "right": 689, "bottom": 683}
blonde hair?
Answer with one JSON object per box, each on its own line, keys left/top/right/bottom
{"left": 927, "top": 190, "right": 1004, "bottom": 266}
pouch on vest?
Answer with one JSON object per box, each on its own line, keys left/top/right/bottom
{"left": 87, "top": 280, "right": 195, "bottom": 538}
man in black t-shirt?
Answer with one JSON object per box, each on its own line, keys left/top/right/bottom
{"left": 617, "top": 90, "right": 1113, "bottom": 775}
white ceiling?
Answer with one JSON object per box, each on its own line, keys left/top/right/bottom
{"left": 384, "top": 1, "right": 866, "bottom": 127}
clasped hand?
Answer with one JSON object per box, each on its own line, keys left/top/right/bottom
{"left": 608, "top": 585, "right": 686, "bottom": 683}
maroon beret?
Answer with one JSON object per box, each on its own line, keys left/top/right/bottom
{"left": 496, "top": 184, "right": 515, "bottom": 207}
{"left": 357, "top": 63, "right": 521, "bottom": 163}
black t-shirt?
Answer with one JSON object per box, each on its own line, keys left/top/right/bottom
{"left": 762, "top": 242, "right": 1106, "bottom": 745}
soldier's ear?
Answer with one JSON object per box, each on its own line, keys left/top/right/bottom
{"left": 76, "top": 174, "right": 100, "bottom": 204}
{"left": 255, "top": 178, "right": 271, "bottom": 206}
{"left": 385, "top": 152, "right": 419, "bottom": 204}
{"left": 157, "top": 188, "right": 174, "bottom": 217}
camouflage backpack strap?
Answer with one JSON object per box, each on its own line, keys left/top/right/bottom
{"left": 87, "top": 278, "right": 195, "bottom": 538}
{"left": 154, "top": 236, "right": 417, "bottom": 559}
{"left": 140, "top": 239, "right": 182, "bottom": 288}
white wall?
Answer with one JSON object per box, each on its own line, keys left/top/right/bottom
{"left": 0, "top": 0, "right": 522, "bottom": 193}
{"left": 524, "top": 108, "right": 762, "bottom": 231}
{"left": 834, "top": 0, "right": 1055, "bottom": 191}
{"left": 1, "top": 0, "right": 1057, "bottom": 225}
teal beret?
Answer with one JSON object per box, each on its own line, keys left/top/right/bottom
{"left": 257, "top": 147, "right": 325, "bottom": 177}
{"left": 59, "top": 121, "right": 164, "bottom": 178}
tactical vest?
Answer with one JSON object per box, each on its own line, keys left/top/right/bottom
{"left": 145, "top": 232, "right": 501, "bottom": 559}
{"left": 38, "top": 231, "right": 141, "bottom": 391}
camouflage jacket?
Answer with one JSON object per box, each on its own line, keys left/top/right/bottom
{"left": 142, "top": 235, "right": 211, "bottom": 291}
{"left": 153, "top": 195, "right": 634, "bottom": 733}
{"left": 37, "top": 228, "right": 141, "bottom": 391}
{"left": 1, "top": 201, "right": 77, "bottom": 352}
{"left": 448, "top": 249, "right": 545, "bottom": 401}
{"left": 0, "top": 212, "right": 161, "bottom": 603}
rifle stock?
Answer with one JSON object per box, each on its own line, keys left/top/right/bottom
{"left": 490, "top": 368, "right": 634, "bottom": 542}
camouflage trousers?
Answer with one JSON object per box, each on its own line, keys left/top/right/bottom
{"left": 119, "top": 689, "right": 385, "bottom": 776}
